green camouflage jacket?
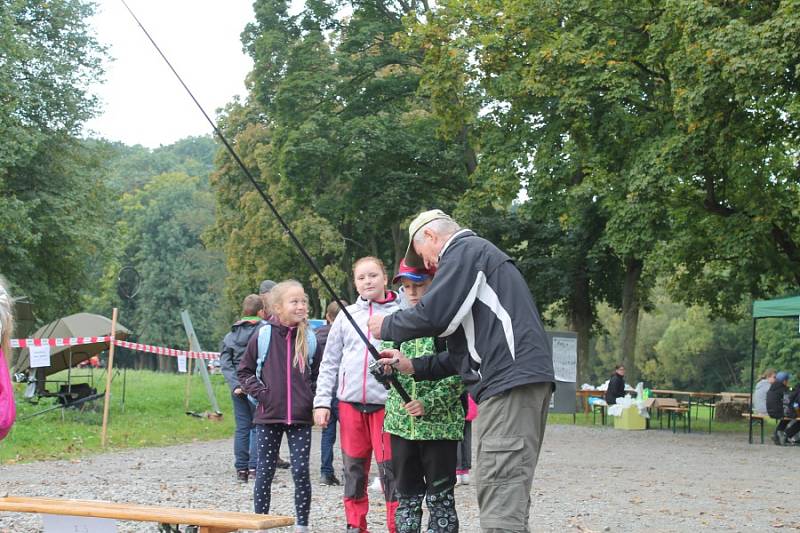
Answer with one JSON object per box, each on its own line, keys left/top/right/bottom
{"left": 381, "top": 337, "right": 464, "bottom": 441}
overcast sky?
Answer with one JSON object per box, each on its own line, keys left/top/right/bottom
{"left": 83, "top": 0, "right": 255, "bottom": 148}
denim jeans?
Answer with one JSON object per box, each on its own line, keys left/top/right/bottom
{"left": 231, "top": 391, "right": 257, "bottom": 470}
{"left": 320, "top": 397, "right": 339, "bottom": 476}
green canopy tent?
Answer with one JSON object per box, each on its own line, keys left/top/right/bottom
{"left": 749, "top": 295, "right": 800, "bottom": 443}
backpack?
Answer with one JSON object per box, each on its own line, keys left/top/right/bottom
{"left": 249, "top": 324, "right": 317, "bottom": 405}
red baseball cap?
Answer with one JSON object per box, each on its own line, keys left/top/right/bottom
{"left": 392, "top": 259, "right": 436, "bottom": 284}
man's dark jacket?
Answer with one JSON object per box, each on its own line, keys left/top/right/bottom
{"left": 767, "top": 381, "right": 793, "bottom": 420}
{"left": 219, "top": 318, "right": 261, "bottom": 392}
{"left": 605, "top": 373, "right": 625, "bottom": 405}
{"left": 380, "top": 230, "right": 554, "bottom": 403}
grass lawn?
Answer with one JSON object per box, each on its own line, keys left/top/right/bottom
{"left": 2, "top": 370, "right": 763, "bottom": 464}
{"left": 0, "top": 369, "right": 234, "bottom": 464}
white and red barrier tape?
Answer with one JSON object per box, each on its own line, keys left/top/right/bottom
{"left": 10, "top": 337, "right": 219, "bottom": 360}
{"left": 112, "top": 340, "right": 219, "bottom": 360}
{"left": 11, "top": 337, "right": 111, "bottom": 348}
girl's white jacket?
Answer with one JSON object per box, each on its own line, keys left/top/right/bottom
{"left": 313, "top": 293, "right": 401, "bottom": 409}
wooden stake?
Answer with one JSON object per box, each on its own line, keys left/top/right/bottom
{"left": 101, "top": 308, "right": 118, "bottom": 447}
{"left": 184, "top": 355, "right": 193, "bottom": 410}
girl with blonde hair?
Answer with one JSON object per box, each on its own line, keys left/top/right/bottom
{"left": 238, "top": 280, "right": 321, "bottom": 533}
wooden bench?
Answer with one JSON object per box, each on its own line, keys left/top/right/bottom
{"left": 652, "top": 398, "right": 689, "bottom": 433}
{"left": 743, "top": 413, "right": 798, "bottom": 445}
{"left": 742, "top": 413, "right": 768, "bottom": 444}
{"left": 0, "top": 496, "right": 294, "bottom": 532}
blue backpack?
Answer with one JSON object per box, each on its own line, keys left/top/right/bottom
{"left": 249, "top": 324, "right": 317, "bottom": 405}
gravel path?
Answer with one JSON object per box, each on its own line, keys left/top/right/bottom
{"left": 1, "top": 423, "right": 796, "bottom": 532}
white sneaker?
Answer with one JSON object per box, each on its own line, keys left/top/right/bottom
{"left": 455, "top": 474, "right": 462, "bottom": 485}
{"left": 369, "top": 476, "right": 383, "bottom": 492}
{"left": 460, "top": 473, "right": 470, "bottom": 485}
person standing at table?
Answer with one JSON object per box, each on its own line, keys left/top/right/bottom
{"left": 605, "top": 364, "right": 626, "bottom": 406}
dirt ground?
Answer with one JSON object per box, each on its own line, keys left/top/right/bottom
{"left": 0, "top": 423, "right": 797, "bottom": 532}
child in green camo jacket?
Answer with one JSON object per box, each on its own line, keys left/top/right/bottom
{"left": 381, "top": 260, "right": 464, "bottom": 533}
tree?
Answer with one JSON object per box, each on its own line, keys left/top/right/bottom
{"left": 404, "top": 0, "right": 800, "bottom": 381}
{"left": 113, "top": 172, "right": 225, "bottom": 367}
{"left": 0, "top": 0, "right": 106, "bottom": 320}
{"left": 210, "top": 0, "right": 468, "bottom": 307}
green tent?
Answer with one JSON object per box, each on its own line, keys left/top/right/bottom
{"left": 748, "top": 295, "right": 800, "bottom": 444}
{"left": 752, "top": 295, "right": 800, "bottom": 319}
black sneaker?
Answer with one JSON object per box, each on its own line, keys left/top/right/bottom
{"left": 320, "top": 473, "right": 341, "bottom": 486}
{"left": 276, "top": 457, "right": 291, "bottom": 469}
{"left": 236, "top": 469, "right": 249, "bottom": 483}
{"left": 249, "top": 468, "right": 257, "bottom": 479}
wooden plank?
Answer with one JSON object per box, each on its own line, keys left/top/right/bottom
{"left": 0, "top": 497, "right": 293, "bottom": 529}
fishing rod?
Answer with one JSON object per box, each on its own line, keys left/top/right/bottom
{"left": 119, "top": 0, "right": 411, "bottom": 403}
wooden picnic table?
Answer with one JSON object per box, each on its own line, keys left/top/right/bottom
{"left": 649, "top": 390, "right": 722, "bottom": 433}
{"left": 576, "top": 390, "right": 604, "bottom": 414}
{"left": 576, "top": 389, "right": 637, "bottom": 415}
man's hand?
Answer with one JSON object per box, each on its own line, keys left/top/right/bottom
{"left": 403, "top": 400, "right": 425, "bottom": 417}
{"left": 233, "top": 387, "right": 244, "bottom": 397}
{"left": 378, "top": 349, "right": 414, "bottom": 375}
{"left": 367, "top": 314, "right": 385, "bottom": 339}
{"left": 314, "top": 408, "right": 330, "bottom": 428}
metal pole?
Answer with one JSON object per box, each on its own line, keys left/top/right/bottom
{"left": 748, "top": 317, "right": 757, "bottom": 445}
{"left": 180, "top": 310, "right": 221, "bottom": 415}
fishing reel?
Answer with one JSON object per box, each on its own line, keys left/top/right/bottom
{"left": 368, "top": 358, "right": 392, "bottom": 390}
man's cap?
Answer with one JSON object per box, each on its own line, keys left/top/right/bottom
{"left": 404, "top": 209, "right": 454, "bottom": 268}
{"left": 259, "top": 280, "right": 277, "bottom": 294}
{"left": 392, "top": 259, "right": 436, "bottom": 285}
{"left": 776, "top": 371, "right": 791, "bottom": 383}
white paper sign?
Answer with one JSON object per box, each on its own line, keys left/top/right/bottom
{"left": 177, "top": 355, "right": 188, "bottom": 373}
{"left": 552, "top": 336, "right": 577, "bottom": 383}
{"left": 29, "top": 344, "right": 52, "bottom": 368}
{"left": 42, "top": 514, "right": 118, "bottom": 533}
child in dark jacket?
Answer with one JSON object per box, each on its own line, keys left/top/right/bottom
{"left": 238, "top": 280, "right": 322, "bottom": 533}
{"left": 219, "top": 294, "right": 264, "bottom": 482}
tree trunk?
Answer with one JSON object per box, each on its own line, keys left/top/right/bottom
{"left": 620, "top": 257, "right": 643, "bottom": 383}
{"left": 568, "top": 274, "right": 592, "bottom": 385}
{"left": 390, "top": 222, "right": 405, "bottom": 273}
{"left": 458, "top": 125, "right": 478, "bottom": 175}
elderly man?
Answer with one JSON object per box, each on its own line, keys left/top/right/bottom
{"left": 367, "top": 209, "right": 554, "bottom": 533}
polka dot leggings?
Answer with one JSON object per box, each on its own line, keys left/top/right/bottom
{"left": 254, "top": 423, "right": 312, "bottom": 526}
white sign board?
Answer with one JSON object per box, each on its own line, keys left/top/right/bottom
{"left": 43, "top": 514, "right": 117, "bottom": 533}
{"left": 177, "top": 355, "right": 188, "bottom": 373}
{"left": 29, "top": 344, "right": 52, "bottom": 369}
{"left": 552, "top": 336, "right": 577, "bottom": 383}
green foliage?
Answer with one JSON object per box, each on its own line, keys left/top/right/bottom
{"left": 591, "top": 287, "right": 754, "bottom": 392}
{"left": 753, "top": 317, "right": 800, "bottom": 380}
{"left": 90, "top": 171, "right": 226, "bottom": 352}
{"left": 210, "top": 0, "right": 469, "bottom": 310}
{"left": 402, "top": 0, "right": 800, "bottom": 381}
{"left": 0, "top": 0, "right": 106, "bottom": 320}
